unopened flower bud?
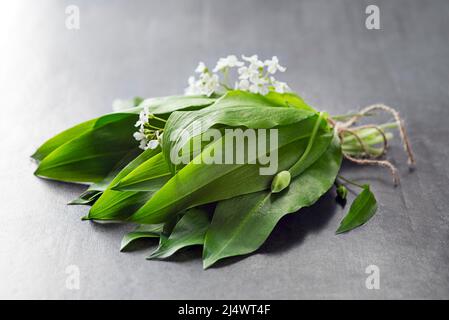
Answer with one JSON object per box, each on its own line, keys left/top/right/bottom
{"left": 271, "top": 170, "right": 291, "bottom": 193}
{"left": 336, "top": 185, "right": 348, "bottom": 200}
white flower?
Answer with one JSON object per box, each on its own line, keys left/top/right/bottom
{"left": 195, "top": 62, "right": 207, "bottom": 73}
{"left": 252, "top": 74, "right": 269, "bottom": 85}
{"left": 242, "top": 55, "right": 264, "bottom": 69}
{"left": 249, "top": 83, "right": 269, "bottom": 95}
{"left": 135, "top": 106, "right": 151, "bottom": 127}
{"left": 185, "top": 61, "right": 219, "bottom": 97}
{"left": 213, "top": 55, "right": 243, "bottom": 72}
{"left": 185, "top": 72, "right": 219, "bottom": 97}
{"left": 271, "top": 78, "right": 290, "bottom": 93}
{"left": 133, "top": 128, "right": 149, "bottom": 150}
{"left": 246, "top": 74, "right": 268, "bottom": 95}
{"left": 202, "top": 73, "right": 219, "bottom": 96}
{"left": 184, "top": 78, "right": 198, "bottom": 95}
{"left": 235, "top": 79, "right": 250, "bottom": 91}
{"left": 185, "top": 54, "right": 289, "bottom": 97}
{"left": 237, "top": 66, "right": 259, "bottom": 81}
{"left": 270, "top": 77, "right": 289, "bottom": 93}
{"left": 133, "top": 131, "right": 146, "bottom": 141}
{"left": 147, "top": 139, "right": 159, "bottom": 149}
{"left": 139, "top": 139, "right": 148, "bottom": 150}
{"left": 184, "top": 76, "right": 198, "bottom": 95}
{"left": 264, "top": 56, "right": 286, "bottom": 74}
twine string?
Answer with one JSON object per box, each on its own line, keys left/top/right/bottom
{"left": 329, "top": 104, "right": 415, "bottom": 186}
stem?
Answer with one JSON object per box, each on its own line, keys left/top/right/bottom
{"left": 150, "top": 115, "right": 167, "bottom": 123}
{"left": 223, "top": 68, "right": 230, "bottom": 87}
{"left": 288, "top": 112, "right": 324, "bottom": 178}
{"left": 331, "top": 112, "right": 374, "bottom": 121}
{"left": 147, "top": 124, "right": 164, "bottom": 130}
{"left": 220, "top": 82, "right": 232, "bottom": 91}
{"left": 343, "top": 132, "right": 393, "bottom": 150}
{"left": 342, "top": 122, "right": 396, "bottom": 144}
{"left": 329, "top": 103, "right": 411, "bottom": 186}
{"left": 337, "top": 175, "right": 365, "bottom": 189}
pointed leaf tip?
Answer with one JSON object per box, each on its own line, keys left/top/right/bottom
{"left": 336, "top": 184, "right": 378, "bottom": 234}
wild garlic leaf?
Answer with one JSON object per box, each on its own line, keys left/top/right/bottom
{"left": 262, "top": 91, "right": 315, "bottom": 112}
{"left": 68, "top": 190, "right": 102, "bottom": 206}
{"left": 33, "top": 95, "right": 215, "bottom": 177}
{"left": 148, "top": 208, "right": 210, "bottom": 259}
{"left": 336, "top": 185, "right": 378, "bottom": 234}
{"left": 113, "top": 132, "right": 215, "bottom": 192}
{"left": 202, "top": 135, "right": 342, "bottom": 268}
{"left": 162, "top": 91, "right": 316, "bottom": 173}
{"left": 129, "top": 117, "right": 331, "bottom": 224}
{"left": 31, "top": 118, "right": 97, "bottom": 162}
{"left": 112, "top": 153, "right": 172, "bottom": 192}
{"left": 120, "top": 224, "right": 164, "bottom": 252}
{"left": 34, "top": 113, "right": 138, "bottom": 184}
{"left": 88, "top": 192, "right": 153, "bottom": 222}
{"left": 86, "top": 148, "right": 160, "bottom": 221}
{"left": 135, "top": 95, "right": 216, "bottom": 115}
{"left": 205, "top": 90, "right": 314, "bottom": 111}
{"left": 68, "top": 149, "right": 142, "bottom": 205}
{"left": 288, "top": 112, "right": 325, "bottom": 178}
{"left": 33, "top": 112, "right": 144, "bottom": 165}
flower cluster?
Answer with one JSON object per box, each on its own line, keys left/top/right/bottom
{"left": 184, "top": 62, "right": 220, "bottom": 96}
{"left": 185, "top": 55, "right": 290, "bottom": 97}
{"left": 133, "top": 106, "right": 164, "bottom": 150}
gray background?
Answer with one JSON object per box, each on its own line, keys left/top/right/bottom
{"left": 0, "top": 0, "right": 448, "bottom": 299}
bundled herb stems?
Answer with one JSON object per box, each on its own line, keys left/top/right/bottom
{"left": 32, "top": 55, "right": 414, "bottom": 268}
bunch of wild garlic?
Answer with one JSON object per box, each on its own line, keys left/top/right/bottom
{"left": 33, "top": 55, "right": 414, "bottom": 268}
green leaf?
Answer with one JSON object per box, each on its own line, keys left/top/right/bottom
{"left": 202, "top": 135, "right": 342, "bottom": 268}
{"left": 205, "top": 90, "right": 314, "bottom": 111}
{"left": 68, "top": 190, "right": 102, "bottom": 206}
{"left": 130, "top": 117, "right": 333, "bottom": 224}
{"left": 263, "top": 91, "right": 315, "bottom": 111}
{"left": 31, "top": 118, "right": 97, "bottom": 162}
{"left": 34, "top": 113, "right": 138, "bottom": 183}
{"left": 113, "top": 133, "right": 213, "bottom": 192}
{"left": 288, "top": 112, "right": 326, "bottom": 178}
{"left": 86, "top": 148, "right": 161, "bottom": 221}
{"left": 111, "top": 153, "right": 172, "bottom": 192}
{"left": 120, "top": 224, "right": 164, "bottom": 251}
{"left": 162, "top": 91, "right": 316, "bottom": 173}
{"left": 33, "top": 112, "right": 140, "bottom": 164}
{"left": 148, "top": 208, "right": 210, "bottom": 259}
{"left": 68, "top": 149, "right": 141, "bottom": 205}
{"left": 33, "top": 95, "right": 215, "bottom": 182}
{"left": 336, "top": 185, "right": 378, "bottom": 234}
{"left": 137, "top": 95, "right": 215, "bottom": 115}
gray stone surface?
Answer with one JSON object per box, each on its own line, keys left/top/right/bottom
{"left": 0, "top": 0, "right": 448, "bottom": 299}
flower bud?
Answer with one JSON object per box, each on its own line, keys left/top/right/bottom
{"left": 271, "top": 170, "right": 291, "bottom": 193}
{"left": 336, "top": 185, "right": 348, "bottom": 200}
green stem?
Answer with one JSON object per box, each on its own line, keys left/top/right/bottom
{"left": 146, "top": 124, "right": 164, "bottom": 130}
{"left": 150, "top": 115, "right": 167, "bottom": 123}
{"left": 337, "top": 175, "right": 365, "bottom": 189}
{"left": 220, "top": 83, "right": 232, "bottom": 91}
{"left": 288, "top": 112, "right": 324, "bottom": 178}
{"left": 223, "top": 68, "right": 230, "bottom": 87}
{"left": 331, "top": 112, "right": 374, "bottom": 121}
